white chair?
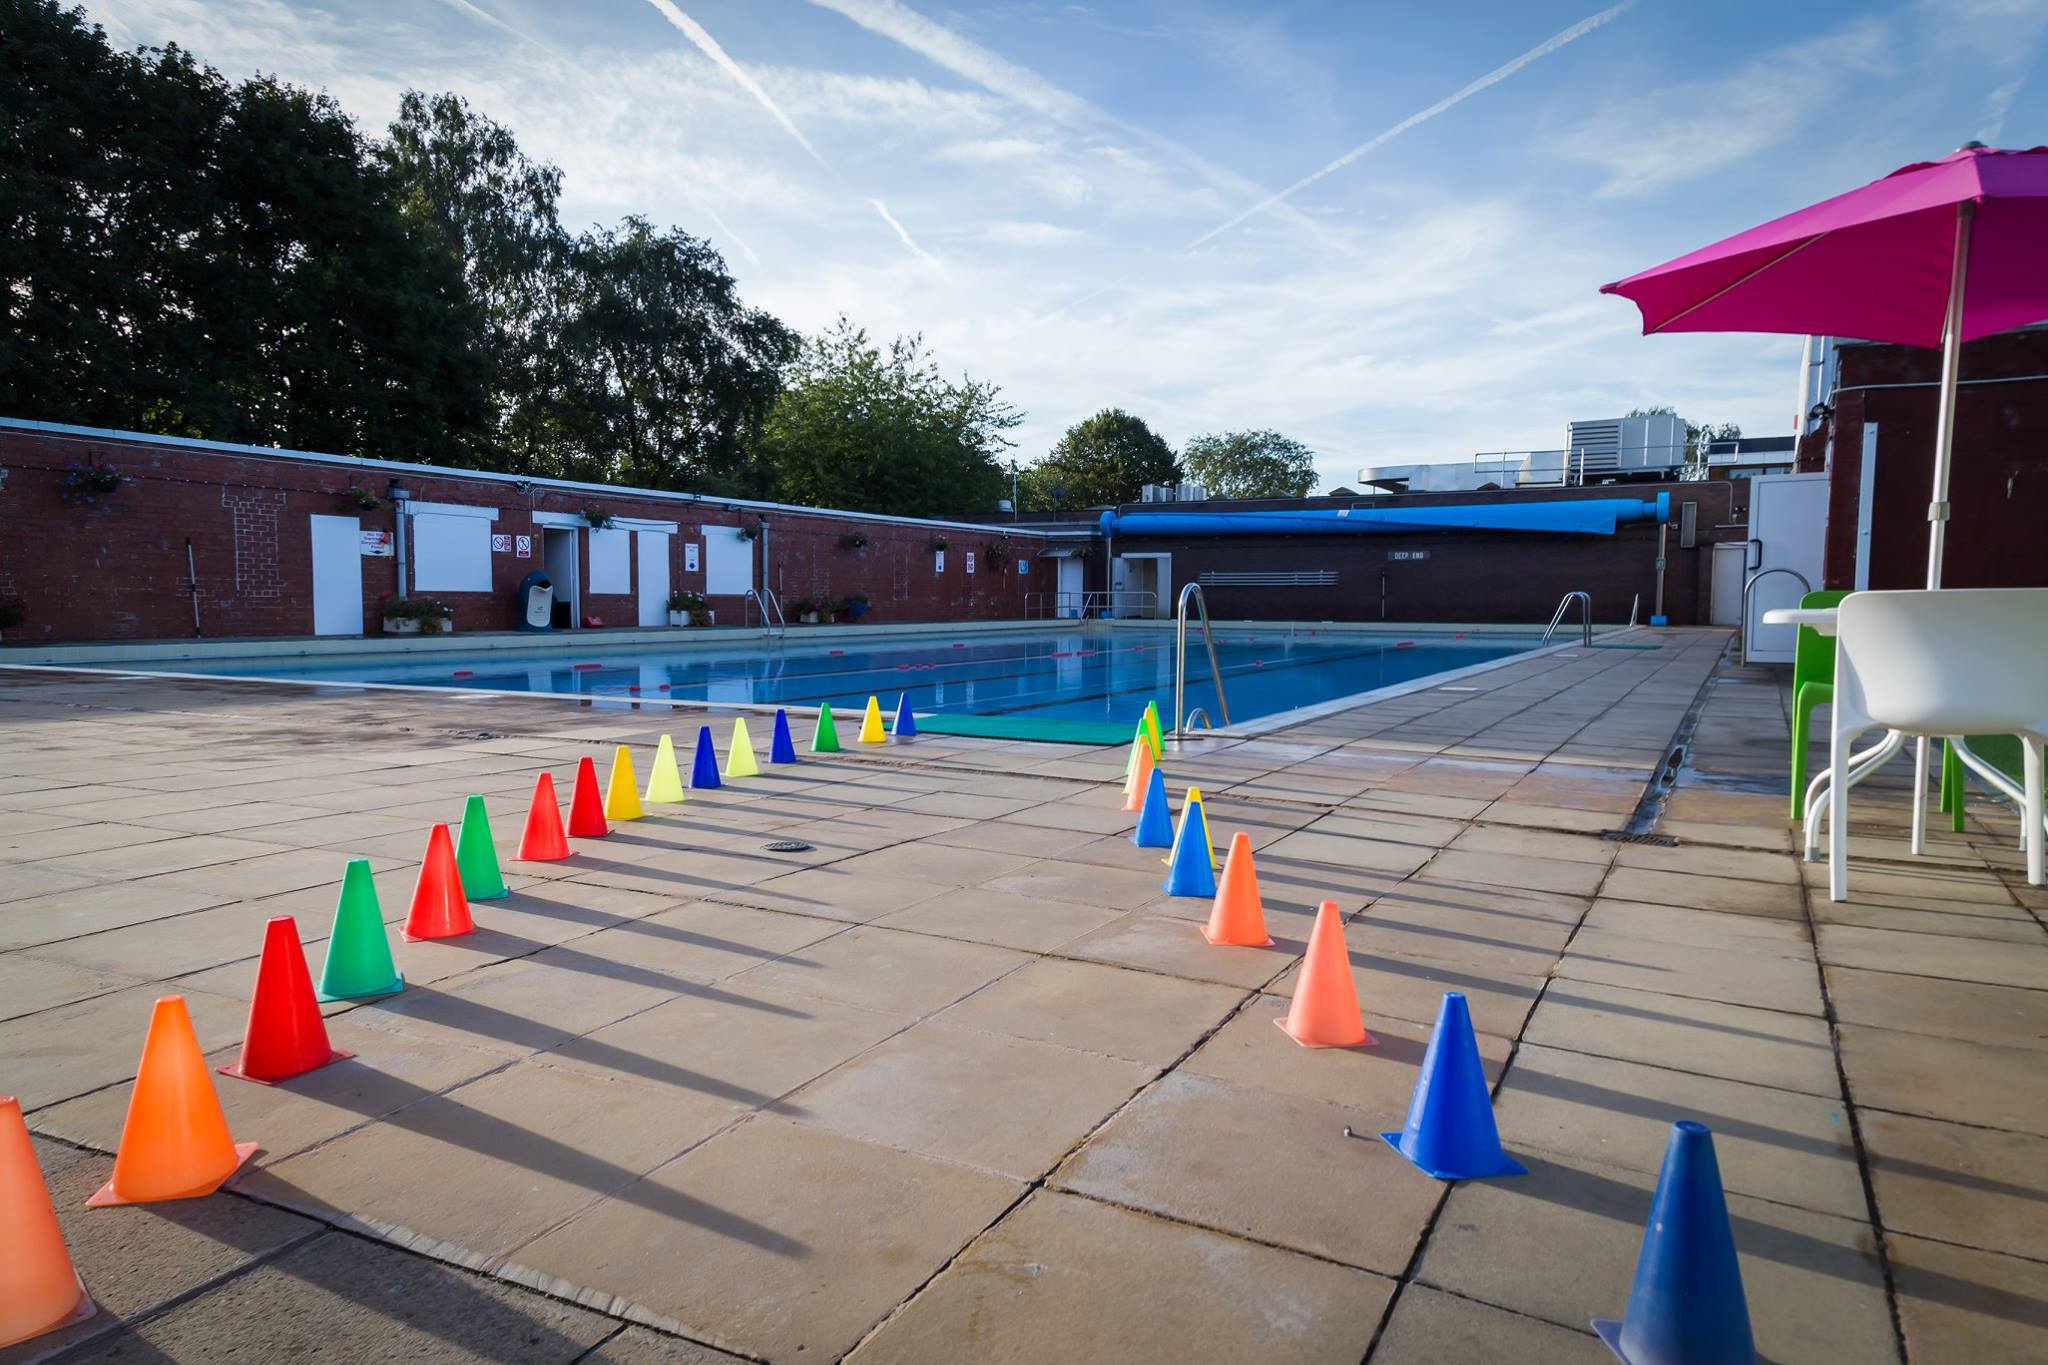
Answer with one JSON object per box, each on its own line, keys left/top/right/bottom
{"left": 1828, "top": 589, "right": 2048, "bottom": 902}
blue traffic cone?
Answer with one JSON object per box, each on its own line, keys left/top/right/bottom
{"left": 1593, "top": 1122, "right": 1755, "bottom": 1365}
{"left": 769, "top": 709, "right": 799, "bottom": 764}
{"left": 1131, "top": 768, "right": 1174, "bottom": 848}
{"left": 1381, "top": 992, "right": 1526, "bottom": 1180}
{"left": 892, "top": 693, "right": 919, "bottom": 741}
{"left": 1162, "top": 795, "right": 1219, "bottom": 897}
{"left": 690, "top": 725, "right": 722, "bottom": 790}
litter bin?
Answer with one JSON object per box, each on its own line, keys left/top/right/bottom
{"left": 516, "top": 570, "right": 554, "bottom": 631}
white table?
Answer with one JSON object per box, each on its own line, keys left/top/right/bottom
{"left": 1762, "top": 606, "right": 1837, "bottom": 635}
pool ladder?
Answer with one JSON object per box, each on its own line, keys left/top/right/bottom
{"left": 1541, "top": 591, "right": 1592, "bottom": 647}
{"left": 744, "top": 587, "right": 787, "bottom": 640}
{"left": 1172, "top": 583, "right": 1231, "bottom": 742}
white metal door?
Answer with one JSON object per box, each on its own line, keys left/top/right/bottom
{"left": 702, "top": 526, "right": 754, "bottom": 596}
{"left": 1709, "top": 543, "right": 1745, "bottom": 626}
{"left": 309, "top": 514, "right": 362, "bottom": 635}
{"left": 635, "top": 531, "right": 670, "bottom": 627}
{"left": 1741, "top": 472, "right": 1830, "bottom": 664}
{"left": 543, "top": 528, "right": 579, "bottom": 627}
{"left": 1058, "top": 556, "right": 1083, "bottom": 617}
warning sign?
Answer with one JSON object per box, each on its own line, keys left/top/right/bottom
{"left": 491, "top": 533, "right": 512, "bottom": 553}
{"left": 515, "top": 535, "right": 532, "bottom": 559}
{"left": 360, "top": 530, "right": 393, "bottom": 557}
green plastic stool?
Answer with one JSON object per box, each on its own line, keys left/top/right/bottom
{"left": 1940, "top": 735, "right": 2027, "bottom": 833}
{"left": 1789, "top": 590, "right": 1852, "bottom": 820}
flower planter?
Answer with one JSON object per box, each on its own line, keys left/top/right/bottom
{"left": 383, "top": 617, "right": 420, "bottom": 635}
{"left": 800, "top": 612, "right": 820, "bottom": 625}
{"left": 668, "top": 611, "right": 690, "bottom": 627}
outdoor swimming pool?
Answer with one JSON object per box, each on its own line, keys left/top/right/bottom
{"left": 86, "top": 626, "right": 1545, "bottom": 736}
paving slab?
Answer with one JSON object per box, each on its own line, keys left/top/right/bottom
{"left": 844, "top": 1189, "right": 1393, "bottom": 1365}
{"left": 1888, "top": 1232, "right": 2048, "bottom": 1365}
{"left": 1577, "top": 899, "right": 1811, "bottom": 956}
{"left": 1492, "top": 1043, "right": 1866, "bottom": 1219}
{"left": 934, "top": 957, "right": 1241, "bottom": 1065}
{"left": 868, "top": 884, "right": 1123, "bottom": 951}
{"left": 1823, "top": 965, "right": 2048, "bottom": 1051}
{"left": 1838, "top": 1022, "right": 2048, "bottom": 1136}
{"left": 1860, "top": 1108, "right": 2048, "bottom": 1261}
{"left": 513, "top": 1116, "right": 1022, "bottom": 1363}
{"left": 1816, "top": 924, "right": 2048, "bottom": 990}
{"left": 66, "top": 1230, "right": 618, "bottom": 1364}
{"left": 1054, "top": 1070, "right": 1440, "bottom": 1275}
{"left": 0, "top": 952, "right": 142, "bottom": 1022}
{"left": 1553, "top": 927, "right": 1825, "bottom": 1015}
{"left": 1416, "top": 1148, "right": 1895, "bottom": 1365}
{"left": 732, "top": 923, "right": 1027, "bottom": 1014}
{"left": 1056, "top": 910, "right": 1299, "bottom": 989}
{"left": 1370, "top": 1284, "right": 1608, "bottom": 1364}
{"left": 1522, "top": 979, "right": 1841, "bottom": 1097}
{"left": 0, "top": 982, "right": 249, "bottom": 1112}
{"left": 578, "top": 1325, "right": 752, "bottom": 1363}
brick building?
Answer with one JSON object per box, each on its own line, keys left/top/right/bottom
{"left": 0, "top": 420, "right": 1054, "bottom": 645}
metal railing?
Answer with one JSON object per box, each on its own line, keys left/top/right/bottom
{"left": 1542, "top": 591, "right": 1592, "bottom": 647}
{"left": 1737, "top": 567, "right": 1812, "bottom": 666}
{"left": 1024, "top": 589, "right": 1158, "bottom": 620}
{"left": 743, "top": 587, "right": 787, "bottom": 638}
{"left": 1173, "top": 583, "right": 1231, "bottom": 741}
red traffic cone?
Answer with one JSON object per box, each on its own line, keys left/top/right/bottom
{"left": 402, "top": 824, "right": 473, "bottom": 942}
{"left": 220, "top": 917, "right": 350, "bottom": 1084}
{"left": 567, "top": 756, "right": 609, "bottom": 838}
{"left": 518, "top": 771, "right": 571, "bottom": 861}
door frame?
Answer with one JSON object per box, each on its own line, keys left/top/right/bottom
{"left": 309, "top": 513, "right": 363, "bottom": 636}
{"left": 635, "top": 530, "right": 671, "bottom": 627}
{"left": 541, "top": 526, "right": 581, "bottom": 629}
{"left": 1117, "top": 551, "right": 1173, "bottom": 619}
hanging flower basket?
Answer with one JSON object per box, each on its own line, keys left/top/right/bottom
{"left": 582, "top": 504, "right": 614, "bottom": 529}
{"left": 840, "top": 532, "right": 869, "bottom": 551}
{"left": 59, "top": 459, "right": 123, "bottom": 507}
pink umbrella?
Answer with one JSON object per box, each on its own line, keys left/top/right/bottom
{"left": 1602, "top": 142, "right": 2048, "bottom": 589}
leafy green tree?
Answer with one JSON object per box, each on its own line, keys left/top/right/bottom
{"left": 760, "top": 318, "right": 1018, "bottom": 517}
{"left": 1182, "top": 429, "right": 1317, "bottom": 499}
{"left": 547, "top": 217, "right": 796, "bottom": 492}
{"left": 1022, "top": 408, "right": 1178, "bottom": 509}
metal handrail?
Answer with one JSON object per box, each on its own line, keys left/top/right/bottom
{"left": 1183, "top": 707, "right": 1215, "bottom": 731}
{"left": 1024, "top": 589, "right": 1159, "bottom": 620}
{"left": 1541, "top": 591, "right": 1592, "bottom": 647}
{"left": 1737, "top": 567, "right": 1812, "bottom": 665}
{"left": 1173, "top": 583, "right": 1231, "bottom": 741}
{"left": 743, "top": 587, "right": 786, "bottom": 638}
{"left": 1627, "top": 592, "right": 1640, "bottom": 628}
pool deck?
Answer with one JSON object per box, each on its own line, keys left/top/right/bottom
{"left": 2, "top": 629, "right": 2043, "bottom": 1363}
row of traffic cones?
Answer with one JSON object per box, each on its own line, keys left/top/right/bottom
{"left": 1120, "top": 701, "right": 1757, "bottom": 1361}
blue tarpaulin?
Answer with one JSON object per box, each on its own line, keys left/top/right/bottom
{"left": 1098, "top": 493, "right": 1668, "bottom": 539}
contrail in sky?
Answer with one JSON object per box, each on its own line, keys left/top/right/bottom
{"left": 870, "top": 199, "right": 934, "bottom": 263}
{"left": 1189, "top": 2, "right": 1634, "bottom": 248}
{"left": 642, "top": 0, "right": 825, "bottom": 164}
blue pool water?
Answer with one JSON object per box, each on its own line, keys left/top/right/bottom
{"left": 107, "top": 627, "right": 1541, "bottom": 729}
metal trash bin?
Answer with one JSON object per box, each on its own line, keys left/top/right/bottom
{"left": 516, "top": 570, "right": 554, "bottom": 631}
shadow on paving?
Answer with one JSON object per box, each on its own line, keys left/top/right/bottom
{"left": 1539, "top": 986, "right": 1833, "bottom": 1052}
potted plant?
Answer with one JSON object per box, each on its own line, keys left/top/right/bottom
{"left": 58, "top": 458, "right": 124, "bottom": 506}
{"left": 342, "top": 485, "right": 382, "bottom": 512}
{"left": 790, "top": 595, "right": 820, "bottom": 625}
{"left": 819, "top": 597, "right": 843, "bottom": 625}
{"left": 839, "top": 532, "right": 868, "bottom": 551}
{"left": 582, "top": 503, "right": 614, "bottom": 530}
{"left": 983, "top": 541, "right": 1012, "bottom": 572}
{"left": 928, "top": 534, "right": 950, "bottom": 552}
{"left": 844, "top": 591, "right": 870, "bottom": 622}
{"left": 380, "top": 596, "right": 455, "bottom": 635}
{"left": 666, "top": 589, "right": 707, "bottom": 627}
{"left": 0, "top": 599, "right": 23, "bottom": 641}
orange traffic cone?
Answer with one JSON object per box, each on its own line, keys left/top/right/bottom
{"left": 402, "top": 824, "right": 473, "bottom": 942}
{"left": 87, "top": 996, "right": 258, "bottom": 1207}
{"left": 1, "top": 1096, "right": 95, "bottom": 1348}
{"left": 1203, "top": 833, "right": 1273, "bottom": 946}
{"left": 1277, "top": 901, "right": 1373, "bottom": 1048}
{"left": 1122, "top": 739, "right": 1155, "bottom": 813}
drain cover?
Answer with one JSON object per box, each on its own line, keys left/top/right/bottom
{"left": 763, "top": 840, "right": 814, "bottom": 853}
{"left": 1601, "top": 830, "right": 1678, "bottom": 847}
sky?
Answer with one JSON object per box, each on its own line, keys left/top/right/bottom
{"left": 81, "top": 0, "right": 2048, "bottom": 492}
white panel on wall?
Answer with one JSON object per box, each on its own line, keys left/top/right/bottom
{"left": 411, "top": 513, "right": 493, "bottom": 592}
{"left": 588, "top": 527, "right": 632, "bottom": 595}
{"left": 702, "top": 527, "right": 754, "bottom": 596}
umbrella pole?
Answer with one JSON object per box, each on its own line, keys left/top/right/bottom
{"left": 1912, "top": 200, "right": 1974, "bottom": 855}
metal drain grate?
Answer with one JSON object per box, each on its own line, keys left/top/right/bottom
{"left": 1601, "top": 830, "right": 1678, "bottom": 847}
{"left": 763, "top": 840, "right": 814, "bottom": 853}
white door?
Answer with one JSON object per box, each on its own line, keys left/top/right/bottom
{"left": 543, "top": 528, "right": 579, "bottom": 627}
{"left": 1741, "top": 472, "right": 1830, "bottom": 664}
{"left": 702, "top": 526, "right": 754, "bottom": 596}
{"left": 309, "top": 514, "right": 362, "bottom": 635}
{"left": 1709, "top": 543, "right": 1745, "bottom": 626}
{"left": 1057, "top": 556, "right": 1084, "bottom": 617}
{"left": 636, "top": 531, "right": 670, "bottom": 627}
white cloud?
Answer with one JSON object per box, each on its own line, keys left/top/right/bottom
{"left": 978, "top": 220, "right": 1085, "bottom": 247}
{"left": 640, "top": 0, "right": 824, "bottom": 163}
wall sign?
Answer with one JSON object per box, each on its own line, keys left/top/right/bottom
{"left": 934, "top": 549, "right": 945, "bottom": 573}
{"left": 491, "top": 533, "right": 512, "bottom": 553}
{"left": 514, "top": 535, "right": 532, "bottom": 559}
{"left": 1387, "top": 550, "right": 1430, "bottom": 561}
{"left": 964, "top": 551, "right": 976, "bottom": 574}
{"left": 685, "top": 542, "right": 700, "bottom": 573}
{"left": 360, "top": 530, "right": 394, "bottom": 557}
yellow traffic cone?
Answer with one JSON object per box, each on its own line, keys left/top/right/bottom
{"left": 644, "top": 734, "right": 687, "bottom": 803}
{"left": 859, "top": 696, "right": 886, "bottom": 744}
{"left": 724, "top": 717, "right": 761, "bottom": 778}
{"left": 604, "top": 746, "right": 644, "bottom": 821}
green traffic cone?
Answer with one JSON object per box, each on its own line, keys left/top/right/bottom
{"left": 812, "top": 703, "right": 842, "bottom": 753}
{"left": 456, "top": 795, "right": 508, "bottom": 900}
{"left": 1142, "top": 700, "right": 1164, "bottom": 758}
{"left": 316, "top": 858, "right": 403, "bottom": 1002}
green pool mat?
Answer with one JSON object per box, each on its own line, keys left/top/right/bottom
{"left": 906, "top": 713, "right": 1131, "bottom": 745}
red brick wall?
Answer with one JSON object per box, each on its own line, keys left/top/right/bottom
{"left": 1821, "top": 333, "right": 2048, "bottom": 591}
{"left": 0, "top": 425, "right": 1046, "bottom": 644}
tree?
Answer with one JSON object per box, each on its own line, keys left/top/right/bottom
{"left": 759, "top": 318, "right": 1018, "bottom": 517}
{"left": 1182, "top": 429, "right": 1317, "bottom": 499}
{"left": 1023, "top": 408, "right": 1178, "bottom": 509}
